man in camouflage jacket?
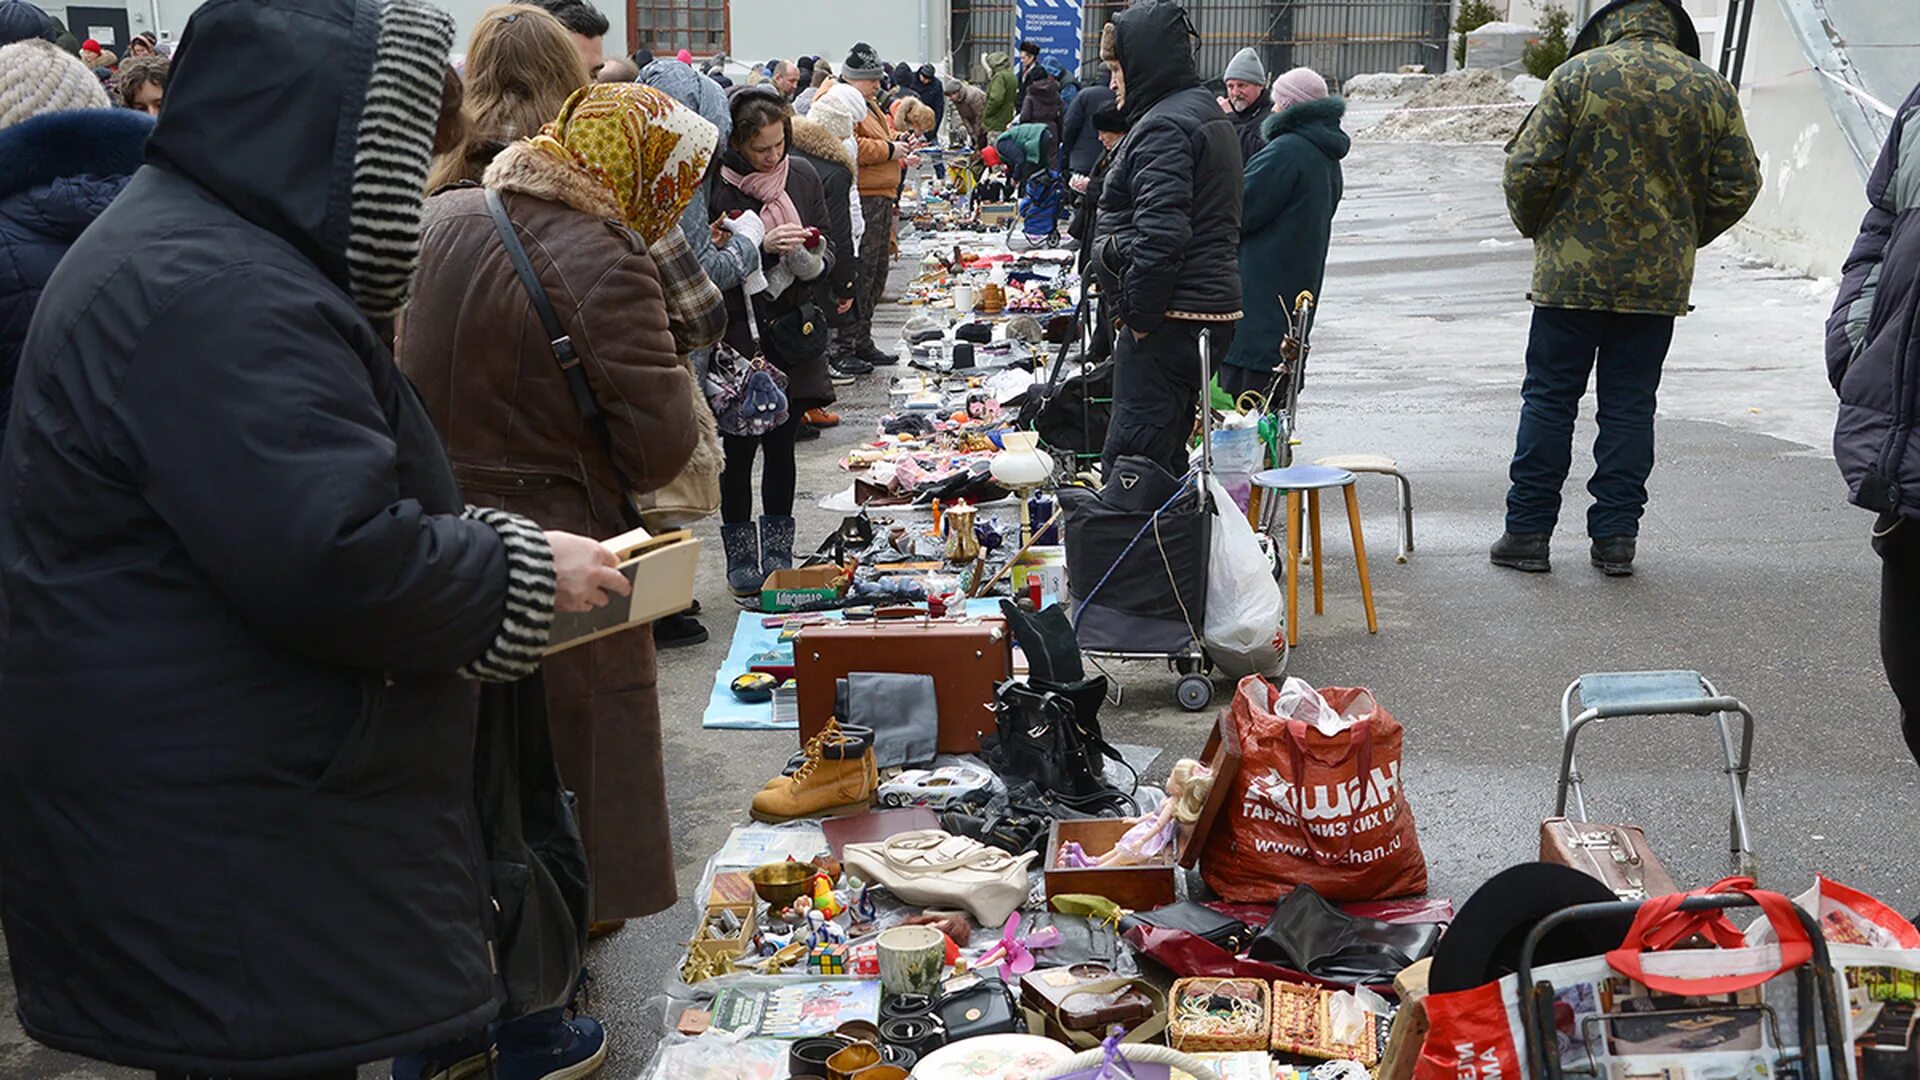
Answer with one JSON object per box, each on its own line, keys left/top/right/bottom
{"left": 1492, "top": 0, "right": 1760, "bottom": 576}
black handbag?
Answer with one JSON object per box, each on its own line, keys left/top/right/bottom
{"left": 982, "top": 678, "right": 1136, "bottom": 816}
{"left": 474, "top": 673, "right": 591, "bottom": 1017}
{"left": 761, "top": 298, "right": 829, "bottom": 362}
{"left": 935, "top": 975, "right": 1021, "bottom": 1041}
{"left": 1249, "top": 884, "right": 1442, "bottom": 983}
{"left": 1120, "top": 901, "right": 1254, "bottom": 955}
{"left": 1022, "top": 912, "right": 1123, "bottom": 968}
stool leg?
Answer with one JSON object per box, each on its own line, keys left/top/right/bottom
{"left": 1247, "top": 487, "right": 1263, "bottom": 532}
{"left": 1395, "top": 471, "right": 1414, "bottom": 559}
{"left": 1344, "top": 484, "right": 1379, "bottom": 634}
{"left": 1285, "top": 490, "right": 1301, "bottom": 648}
{"left": 1307, "top": 489, "right": 1325, "bottom": 616}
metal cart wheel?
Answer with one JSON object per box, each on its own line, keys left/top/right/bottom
{"left": 1177, "top": 675, "right": 1213, "bottom": 712}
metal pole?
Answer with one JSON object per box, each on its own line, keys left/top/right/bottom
{"left": 920, "top": 0, "right": 932, "bottom": 65}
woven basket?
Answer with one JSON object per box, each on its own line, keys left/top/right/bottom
{"left": 1269, "top": 980, "right": 1381, "bottom": 1065}
{"left": 1168, "top": 977, "right": 1270, "bottom": 1053}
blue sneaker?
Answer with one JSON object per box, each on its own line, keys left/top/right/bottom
{"left": 390, "top": 1026, "right": 493, "bottom": 1080}
{"left": 494, "top": 1009, "right": 608, "bottom": 1080}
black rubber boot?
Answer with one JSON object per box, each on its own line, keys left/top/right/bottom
{"left": 1591, "top": 536, "right": 1637, "bottom": 577}
{"left": 1491, "top": 532, "right": 1552, "bottom": 573}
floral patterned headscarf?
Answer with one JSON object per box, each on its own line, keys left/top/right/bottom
{"left": 527, "top": 83, "right": 718, "bottom": 246}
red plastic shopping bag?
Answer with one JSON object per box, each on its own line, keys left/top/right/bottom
{"left": 1200, "top": 676, "right": 1428, "bottom": 902}
{"left": 1413, "top": 981, "right": 1522, "bottom": 1080}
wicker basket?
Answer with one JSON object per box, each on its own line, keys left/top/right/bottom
{"left": 1269, "top": 980, "right": 1382, "bottom": 1065}
{"left": 1168, "top": 977, "right": 1271, "bottom": 1053}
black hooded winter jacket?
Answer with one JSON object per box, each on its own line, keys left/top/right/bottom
{"left": 1093, "top": 0, "right": 1244, "bottom": 333}
{"left": 0, "top": 0, "right": 559, "bottom": 1073}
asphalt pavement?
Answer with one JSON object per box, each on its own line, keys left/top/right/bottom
{"left": 4, "top": 138, "right": 1911, "bottom": 1080}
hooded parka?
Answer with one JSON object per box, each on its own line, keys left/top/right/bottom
{"left": 0, "top": 0, "right": 558, "bottom": 1073}
{"left": 1092, "top": 0, "right": 1244, "bottom": 333}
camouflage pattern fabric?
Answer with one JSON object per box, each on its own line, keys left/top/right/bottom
{"left": 1503, "top": 0, "right": 1761, "bottom": 317}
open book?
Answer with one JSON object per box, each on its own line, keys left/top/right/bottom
{"left": 545, "top": 524, "right": 701, "bottom": 655}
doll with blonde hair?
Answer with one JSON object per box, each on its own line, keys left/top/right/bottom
{"left": 1058, "top": 758, "right": 1213, "bottom": 868}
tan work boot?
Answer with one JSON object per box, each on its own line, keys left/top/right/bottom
{"left": 751, "top": 720, "right": 877, "bottom": 822}
{"left": 762, "top": 721, "right": 838, "bottom": 790}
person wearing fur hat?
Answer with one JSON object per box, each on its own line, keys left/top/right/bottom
{"left": 1220, "top": 46, "right": 1273, "bottom": 163}
{"left": 0, "top": 39, "right": 137, "bottom": 442}
{"left": 0, "top": 0, "right": 641, "bottom": 1076}
{"left": 1493, "top": 0, "right": 1759, "bottom": 577}
{"left": 1220, "top": 69, "right": 1346, "bottom": 397}
{"left": 1092, "top": 0, "right": 1243, "bottom": 475}
{"left": 401, "top": 86, "right": 719, "bottom": 1011}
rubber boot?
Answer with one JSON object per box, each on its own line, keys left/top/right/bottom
{"left": 751, "top": 720, "right": 878, "bottom": 822}
{"left": 760, "top": 514, "right": 796, "bottom": 576}
{"left": 722, "top": 521, "right": 762, "bottom": 597}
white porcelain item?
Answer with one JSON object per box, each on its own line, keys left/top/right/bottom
{"left": 843, "top": 829, "right": 1036, "bottom": 928}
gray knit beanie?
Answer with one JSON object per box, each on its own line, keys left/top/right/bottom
{"left": 1222, "top": 46, "right": 1266, "bottom": 86}
{"left": 842, "top": 41, "right": 883, "bottom": 81}
{"left": 0, "top": 39, "right": 109, "bottom": 128}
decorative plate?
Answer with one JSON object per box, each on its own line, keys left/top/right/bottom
{"left": 911, "top": 1033, "right": 1073, "bottom": 1079}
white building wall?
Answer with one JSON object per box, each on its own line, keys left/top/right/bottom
{"left": 1730, "top": 0, "right": 1868, "bottom": 279}
{"left": 725, "top": 0, "right": 944, "bottom": 73}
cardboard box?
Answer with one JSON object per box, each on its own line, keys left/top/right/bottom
{"left": 689, "top": 903, "right": 756, "bottom": 964}
{"left": 759, "top": 565, "right": 843, "bottom": 613}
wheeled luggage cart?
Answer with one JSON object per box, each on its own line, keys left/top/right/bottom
{"left": 1515, "top": 892, "right": 1850, "bottom": 1080}
{"left": 1069, "top": 331, "right": 1222, "bottom": 712}
{"left": 1558, "top": 670, "right": 1758, "bottom": 879}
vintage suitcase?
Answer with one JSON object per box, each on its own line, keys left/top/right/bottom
{"left": 793, "top": 613, "right": 1010, "bottom": 753}
{"left": 1539, "top": 818, "right": 1679, "bottom": 902}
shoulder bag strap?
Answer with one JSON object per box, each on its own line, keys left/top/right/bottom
{"left": 484, "top": 188, "right": 644, "bottom": 529}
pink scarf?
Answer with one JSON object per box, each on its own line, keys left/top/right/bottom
{"left": 722, "top": 155, "right": 800, "bottom": 232}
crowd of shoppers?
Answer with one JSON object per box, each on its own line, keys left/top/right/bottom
{"left": 44, "top": 0, "right": 1920, "bottom": 1072}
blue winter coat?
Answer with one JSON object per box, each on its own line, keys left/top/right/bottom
{"left": 0, "top": 108, "right": 152, "bottom": 443}
{"left": 1223, "top": 97, "right": 1349, "bottom": 373}
{"left": 1829, "top": 81, "right": 1920, "bottom": 519}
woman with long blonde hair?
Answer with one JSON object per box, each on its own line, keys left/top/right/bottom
{"left": 427, "top": 4, "right": 586, "bottom": 190}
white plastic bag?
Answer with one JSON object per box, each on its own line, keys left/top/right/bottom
{"left": 1203, "top": 476, "right": 1285, "bottom": 676}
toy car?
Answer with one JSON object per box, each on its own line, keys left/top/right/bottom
{"left": 876, "top": 763, "right": 995, "bottom": 809}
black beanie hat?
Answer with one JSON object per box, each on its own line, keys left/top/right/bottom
{"left": 842, "top": 41, "right": 883, "bottom": 81}
{"left": 1092, "top": 107, "right": 1129, "bottom": 133}
{"left": 0, "top": 0, "right": 56, "bottom": 45}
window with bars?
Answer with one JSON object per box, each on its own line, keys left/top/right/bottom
{"left": 634, "top": 0, "right": 728, "bottom": 54}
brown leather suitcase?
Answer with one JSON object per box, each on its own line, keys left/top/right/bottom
{"left": 1539, "top": 818, "right": 1679, "bottom": 902}
{"left": 793, "top": 613, "right": 1010, "bottom": 753}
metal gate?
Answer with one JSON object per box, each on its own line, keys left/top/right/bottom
{"left": 951, "top": 0, "right": 1450, "bottom": 89}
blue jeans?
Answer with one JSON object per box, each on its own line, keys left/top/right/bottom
{"left": 1505, "top": 306, "right": 1675, "bottom": 539}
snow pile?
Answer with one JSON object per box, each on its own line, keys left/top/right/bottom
{"left": 1361, "top": 69, "right": 1529, "bottom": 144}
{"left": 1508, "top": 74, "right": 1547, "bottom": 103}
{"left": 1343, "top": 72, "right": 1434, "bottom": 99}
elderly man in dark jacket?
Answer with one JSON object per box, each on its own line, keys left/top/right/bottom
{"left": 1829, "top": 79, "right": 1920, "bottom": 765}
{"left": 1491, "top": 0, "right": 1759, "bottom": 577}
{"left": 1062, "top": 63, "right": 1117, "bottom": 179}
{"left": 1092, "top": 0, "right": 1243, "bottom": 475}
{"left": 0, "top": 0, "right": 633, "bottom": 1076}
{"left": 1220, "top": 46, "right": 1273, "bottom": 164}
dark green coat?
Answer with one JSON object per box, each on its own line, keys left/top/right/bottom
{"left": 1503, "top": 0, "right": 1760, "bottom": 317}
{"left": 1223, "top": 97, "right": 1348, "bottom": 374}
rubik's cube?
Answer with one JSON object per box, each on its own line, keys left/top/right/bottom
{"left": 808, "top": 942, "right": 849, "bottom": 975}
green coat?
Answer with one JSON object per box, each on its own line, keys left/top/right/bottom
{"left": 1224, "top": 97, "right": 1348, "bottom": 373}
{"left": 982, "top": 52, "right": 1017, "bottom": 134}
{"left": 1502, "top": 0, "right": 1761, "bottom": 317}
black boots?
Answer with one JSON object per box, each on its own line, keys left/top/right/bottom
{"left": 1591, "top": 536, "right": 1636, "bottom": 577}
{"left": 1490, "top": 532, "right": 1552, "bottom": 573}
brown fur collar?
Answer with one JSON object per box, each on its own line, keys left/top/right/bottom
{"left": 789, "top": 116, "right": 854, "bottom": 173}
{"left": 483, "top": 141, "right": 622, "bottom": 222}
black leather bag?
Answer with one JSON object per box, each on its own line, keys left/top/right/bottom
{"left": 762, "top": 299, "right": 829, "bottom": 362}
{"left": 474, "top": 673, "right": 590, "bottom": 1017}
{"left": 982, "top": 678, "right": 1135, "bottom": 815}
{"left": 1120, "top": 901, "right": 1254, "bottom": 955}
{"left": 1249, "top": 884, "right": 1442, "bottom": 983}
{"left": 936, "top": 976, "right": 1021, "bottom": 1041}
{"left": 1022, "top": 912, "right": 1123, "bottom": 968}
